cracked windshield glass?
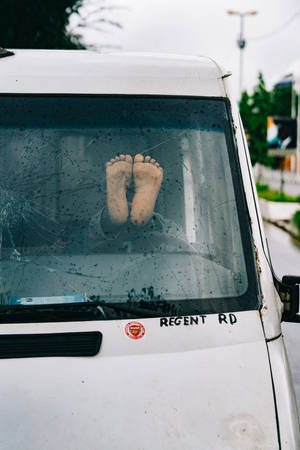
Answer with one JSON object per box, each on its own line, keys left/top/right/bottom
{"left": 0, "top": 96, "right": 250, "bottom": 318}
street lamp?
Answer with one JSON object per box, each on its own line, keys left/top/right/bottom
{"left": 227, "top": 10, "right": 258, "bottom": 97}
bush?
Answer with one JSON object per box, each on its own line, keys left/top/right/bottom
{"left": 256, "top": 183, "right": 269, "bottom": 193}
{"left": 256, "top": 183, "right": 300, "bottom": 203}
{"left": 292, "top": 210, "right": 300, "bottom": 233}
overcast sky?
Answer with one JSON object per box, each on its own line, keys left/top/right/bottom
{"left": 73, "top": 0, "right": 300, "bottom": 99}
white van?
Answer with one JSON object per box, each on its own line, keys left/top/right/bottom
{"left": 0, "top": 49, "right": 299, "bottom": 450}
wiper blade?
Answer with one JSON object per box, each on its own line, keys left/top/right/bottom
{"left": 0, "top": 302, "right": 103, "bottom": 323}
{"left": 87, "top": 295, "right": 176, "bottom": 318}
{"left": 100, "top": 302, "right": 164, "bottom": 318}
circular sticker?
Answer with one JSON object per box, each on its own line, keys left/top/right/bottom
{"left": 125, "top": 321, "right": 145, "bottom": 340}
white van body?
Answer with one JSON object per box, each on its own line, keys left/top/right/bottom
{"left": 0, "top": 50, "right": 299, "bottom": 450}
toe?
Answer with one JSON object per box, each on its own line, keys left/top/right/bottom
{"left": 110, "top": 158, "right": 116, "bottom": 164}
{"left": 125, "top": 154, "right": 133, "bottom": 163}
{"left": 119, "top": 154, "right": 125, "bottom": 160}
{"left": 106, "top": 161, "right": 112, "bottom": 167}
{"left": 134, "top": 154, "right": 144, "bottom": 163}
{"left": 150, "top": 158, "right": 156, "bottom": 164}
{"left": 145, "top": 156, "right": 151, "bottom": 162}
{"left": 115, "top": 156, "right": 120, "bottom": 161}
{"left": 155, "top": 162, "right": 160, "bottom": 168}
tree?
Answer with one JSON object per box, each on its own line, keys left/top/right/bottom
{"left": 271, "top": 84, "right": 292, "bottom": 117}
{"left": 0, "top": 0, "right": 123, "bottom": 50}
{"left": 239, "top": 73, "right": 273, "bottom": 166}
{"left": 240, "top": 73, "right": 294, "bottom": 167}
{"left": 0, "top": 0, "right": 85, "bottom": 49}
{"left": 67, "top": 0, "right": 124, "bottom": 51}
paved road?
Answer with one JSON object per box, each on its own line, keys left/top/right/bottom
{"left": 263, "top": 221, "right": 300, "bottom": 414}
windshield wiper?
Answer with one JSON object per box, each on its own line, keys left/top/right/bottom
{"left": 88, "top": 295, "right": 177, "bottom": 318}
{"left": 0, "top": 302, "right": 103, "bottom": 323}
{"left": 100, "top": 302, "right": 164, "bottom": 318}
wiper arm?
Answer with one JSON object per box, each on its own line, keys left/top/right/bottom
{"left": 88, "top": 295, "right": 175, "bottom": 318}
{"left": 100, "top": 302, "right": 163, "bottom": 318}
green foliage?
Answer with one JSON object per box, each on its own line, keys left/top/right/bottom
{"left": 271, "top": 85, "right": 292, "bottom": 117}
{"left": 292, "top": 210, "right": 300, "bottom": 233}
{"left": 0, "top": 0, "right": 85, "bottom": 49}
{"left": 239, "top": 73, "right": 272, "bottom": 166}
{"left": 256, "top": 183, "right": 300, "bottom": 203}
{"left": 255, "top": 183, "right": 269, "bottom": 193}
{"left": 240, "top": 73, "right": 293, "bottom": 167}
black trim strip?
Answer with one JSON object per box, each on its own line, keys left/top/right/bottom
{"left": 266, "top": 333, "right": 282, "bottom": 343}
{"left": 0, "top": 331, "right": 102, "bottom": 358}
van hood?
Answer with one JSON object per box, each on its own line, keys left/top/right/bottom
{"left": 0, "top": 311, "right": 279, "bottom": 449}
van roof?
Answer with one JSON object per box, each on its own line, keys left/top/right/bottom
{"left": 0, "top": 49, "right": 229, "bottom": 96}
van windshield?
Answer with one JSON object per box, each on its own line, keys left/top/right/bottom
{"left": 0, "top": 96, "right": 258, "bottom": 322}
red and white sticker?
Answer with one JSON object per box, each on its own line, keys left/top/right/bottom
{"left": 125, "top": 321, "right": 145, "bottom": 340}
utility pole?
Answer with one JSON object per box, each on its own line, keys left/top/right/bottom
{"left": 227, "top": 10, "right": 258, "bottom": 98}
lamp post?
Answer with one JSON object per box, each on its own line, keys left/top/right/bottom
{"left": 227, "top": 10, "right": 258, "bottom": 97}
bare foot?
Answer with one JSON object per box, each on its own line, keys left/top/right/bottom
{"left": 106, "top": 154, "right": 132, "bottom": 225}
{"left": 131, "top": 154, "right": 163, "bottom": 226}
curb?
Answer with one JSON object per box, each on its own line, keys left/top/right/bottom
{"left": 264, "top": 219, "right": 300, "bottom": 243}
